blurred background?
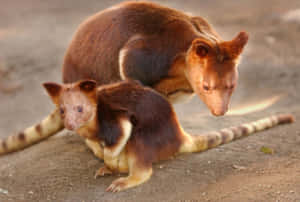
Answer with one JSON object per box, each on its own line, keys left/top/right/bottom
{"left": 0, "top": 0, "right": 299, "bottom": 201}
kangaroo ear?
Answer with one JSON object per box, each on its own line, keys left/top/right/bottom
{"left": 231, "top": 31, "right": 249, "bottom": 55}
{"left": 78, "top": 80, "right": 97, "bottom": 93}
{"left": 43, "top": 82, "right": 62, "bottom": 104}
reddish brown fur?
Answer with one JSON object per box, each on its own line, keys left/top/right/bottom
{"left": 62, "top": 1, "right": 249, "bottom": 116}
{"left": 277, "top": 114, "right": 295, "bottom": 124}
{"left": 96, "top": 81, "right": 183, "bottom": 163}
{"left": 42, "top": 80, "right": 294, "bottom": 192}
{"left": 0, "top": 1, "right": 250, "bottom": 157}
{"left": 35, "top": 124, "right": 42, "bottom": 134}
{"left": 43, "top": 83, "right": 62, "bottom": 104}
{"left": 184, "top": 31, "right": 248, "bottom": 115}
{"left": 44, "top": 80, "right": 294, "bottom": 165}
{"left": 44, "top": 80, "right": 183, "bottom": 167}
{"left": 62, "top": 1, "right": 196, "bottom": 84}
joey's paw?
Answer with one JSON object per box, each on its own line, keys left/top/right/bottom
{"left": 94, "top": 166, "right": 113, "bottom": 179}
{"left": 106, "top": 177, "right": 128, "bottom": 192}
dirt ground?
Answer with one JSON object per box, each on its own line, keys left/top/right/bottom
{"left": 0, "top": 0, "right": 299, "bottom": 201}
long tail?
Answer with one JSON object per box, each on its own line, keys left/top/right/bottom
{"left": 0, "top": 109, "right": 64, "bottom": 156}
{"left": 179, "top": 114, "right": 295, "bottom": 153}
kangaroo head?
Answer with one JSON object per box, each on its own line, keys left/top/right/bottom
{"left": 185, "top": 31, "right": 249, "bottom": 116}
{"left": 43, "top": 80, "right": 97, "bottom": 130}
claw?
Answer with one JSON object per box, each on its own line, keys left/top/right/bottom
{"left": 94, "top": 166, "right": 112, "bottom": 179}
{"left": 106, "top": 177, "right": 127, "bottom": 192}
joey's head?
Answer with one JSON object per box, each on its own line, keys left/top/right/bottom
{"left": 43, "top": 80, "right": 97, "bottom": 131}
{"left": 184, "top": 31, "right": 249, "bottom": 116}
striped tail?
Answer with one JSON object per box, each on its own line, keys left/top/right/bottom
{"left": 0, "top": 109, "right": 64, "bottom": 156}
{"left": 179, "top": 114, "right": 295, "bottom": 153}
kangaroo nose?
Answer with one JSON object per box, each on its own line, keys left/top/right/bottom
{"left": 211, "top": 108, "right": 227, "bottom": 116}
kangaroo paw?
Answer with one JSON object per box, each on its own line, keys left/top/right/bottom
{"left": 106, "top": 177, "right": 129, "bottom": 192}
{"left": 94, "top": 166, "right": 113, "bottom": 179}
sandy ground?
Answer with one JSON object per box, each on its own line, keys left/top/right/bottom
{"left": 0, "top": 0, "right": 299, "bottom": 201}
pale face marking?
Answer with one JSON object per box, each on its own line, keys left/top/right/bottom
{"left": 59, "top": 88, "right": 96, "bottom": 131}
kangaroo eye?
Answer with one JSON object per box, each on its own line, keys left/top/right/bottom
{"left": 228, "top": 85, "right": 235, "bottom": 90}
{"left": 77, "top": 106, "right": 83, "bottom": 113}
{"left": 196, "top": 45, "right": 208, "bottom": 57}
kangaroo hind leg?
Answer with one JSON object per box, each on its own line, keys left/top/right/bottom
{"left": 106, "top": 152, "right": 152, "bottom": 192}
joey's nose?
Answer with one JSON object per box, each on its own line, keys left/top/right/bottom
{"left": 65, "top": 122, "right": 76, "bottom": 130}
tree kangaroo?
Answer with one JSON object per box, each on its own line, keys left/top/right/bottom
{"left": 37, "top": 80, "right": 293, "bottom": 192}
{"left": 0, "top": 1, "right": 249, "bottom": 154}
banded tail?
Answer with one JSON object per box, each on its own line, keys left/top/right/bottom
{"left": 180, "top": 114, "right": 295, "bottom": 153}
{"left": 0, "top": 110, "right": 64, "bottom": 155}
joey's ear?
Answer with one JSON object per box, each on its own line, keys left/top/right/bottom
{"left": 230, "top": 31, "right": 249, "bottom": 55}
{"left": 78, "top": 80, "right": 97, "bottom": 93}
{"left": 43, "top": 82, "right": 62, "bottom": 104}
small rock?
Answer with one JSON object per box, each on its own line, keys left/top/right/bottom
{"left": 207, "top": 161, "right": 211, "bottom": 164}
{"left": 0, "top": 188, "right": 8, "bottom": 195}
{"left": 159, "top": 165, "right": 164, "bottom": 169}
{"left": 232, "top": 164, "right": 246, "bottom": 170}
{"left": 28, "top": 191, "right": 34, "bottom": 195}
{"left": 289, "top": 190, "right": 294, "bottom": 193}
{"left": 265, "top": 36, "right": 276, "bottom": 44}
{"left": 202, "top": 192, "right": 206, "bottom": 196}
{"left": 282, "top": 9, "right": 300, "bottom": 23}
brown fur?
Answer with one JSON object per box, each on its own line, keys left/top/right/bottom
{"left": 0, "top": 1, "right": 249, "bottom": 156}
{"left": 2, "top": 141, "right": 7, "bottom": 150}
{"left": 43, "top": 80, "right": 294, "bottom": 192}
{"left": 18, "top": 132, "right": 26, "bottom": 141}
{"left": 35, "top": 124, "right": 42, "bottom": 134}
{"left": 96, "top": 81, "right": 183, "bottom": 159}
{"left": 62, "top": 1, "right": 248, "bottom": 116}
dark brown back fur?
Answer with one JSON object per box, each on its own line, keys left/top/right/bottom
{"left": 95, "top": 81, "right": 183, "bottom": 164}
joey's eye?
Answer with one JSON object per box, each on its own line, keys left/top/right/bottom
{"left": 203, "top": 84, "right": 210, "bottom": 91}
{"left": 77, "top": 106, "right": 83, "bottom": 113}
{"left": 227, "top": 85, "right": 235, "bottom": 90}
{"left": 196, "top": 45, "right": 208, "bottom": 57}
{"left": 59, "top": 107, "right": 64, "bottom": 114}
